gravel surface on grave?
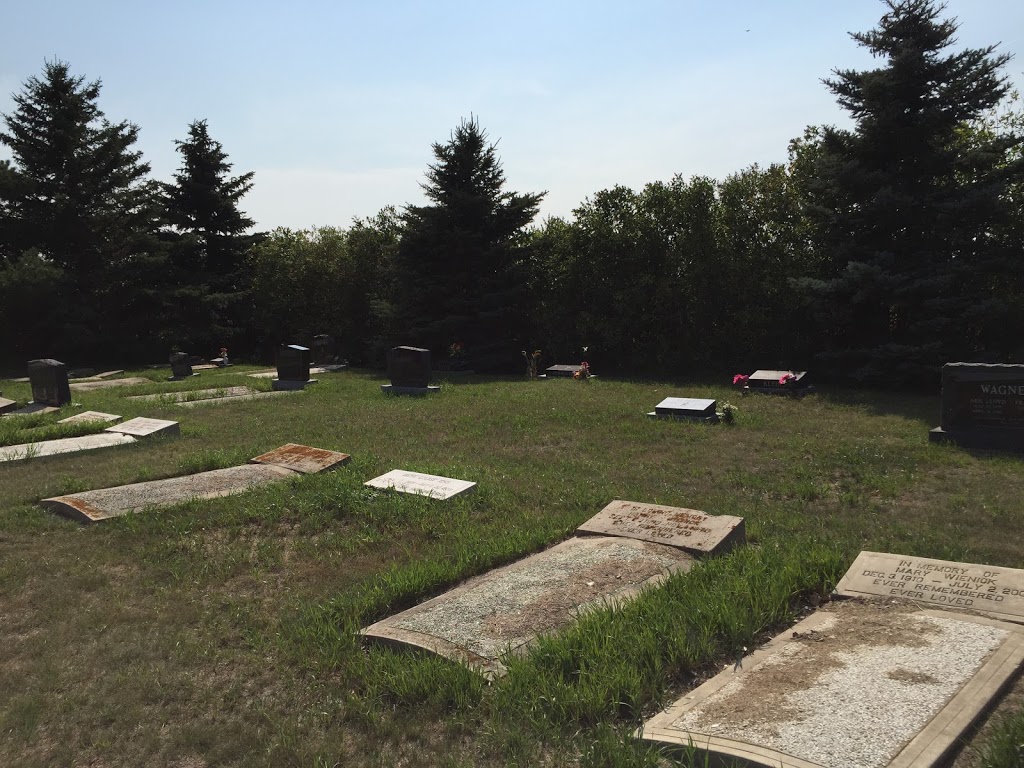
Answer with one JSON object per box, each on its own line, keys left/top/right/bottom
{"left": 392, "top": 537, "right": 690, "bottom": 660}
{"left": 671, "top": 600, "right": 1009, "bottom": 768}
{"left": 128, "top": 386, "right": 256, "bottom": 402}
{"left": 0, "top": 433, "right": 136, "bottom": 461}
{"left": 68, "top": 377, "right": 151, "bottom": 391}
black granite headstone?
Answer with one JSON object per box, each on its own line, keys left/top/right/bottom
{"left": 27, "top": 358, "right": 71, "bottom": 407}
{"left": 277, "top": 344, "right": 311, "bottom": 382}
{"left": 169, "top": 352, "right": 193, "bottom": 379}
{"left": 930, "top": 363, "right": 1024, "bottom": 450}
{"left": 311, "top": 334, "right": 336, "bottom": 364}
{"left": 388, "top": 346, "right": 431, "bottom": 388}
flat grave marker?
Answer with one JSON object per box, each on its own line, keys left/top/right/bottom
{"left": 929, "top": 362, "right": 1024, "bottom": 450}
{"left": 106, "top": 417, "right": 179, "bottom": 438}
{"left": 365, "top": 469, "right": 475, "bottom": 500}
{"left": 648, "top": 397, "right": 718, "bottom": 423}
{"left": 577, "top": 500, "right": 745, "bottom": 556}
{"left": 835, "top": 550, "right": 1024, "bottom": 624}
{"left": 362, "top": 536, "right": 694, "bottom": 678}
{"left": 545, "top": 364, "right": 584, "bottom": 378}
{"left": 0, "top": 433, "right": 136, "bottom": 463}
{"left": 743, "top": 369, "right": 813, "bottom": 396}
{"left": 69, "top": 376, "right": 151, "bottom": 392}
{"left": 251, "top": 443, "right": 351, "bottom": 474}
{"left": 177, "top": 391, "right": 297, "bottom": 407}
{"left": 2, "top": 403, "right": 60, "bottom": 417}
{"left": 640, "top": 599, "right": 1024, "bottom": 768}
{"left": 58, "top": 411, "right": 122, "bottom": 425}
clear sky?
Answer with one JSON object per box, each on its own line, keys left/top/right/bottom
{"left": 2, "top": 1, "right": 1022, "bottom": 231}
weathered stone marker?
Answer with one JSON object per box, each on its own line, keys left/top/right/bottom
{"left": 58, "top": 411, "right": 122, "bottom": 425}
{"left": 647, "top": 397, "right": 719, "bottom": 423}
{"left": 69, "top": 376, "right": 151, "bottom": 392}
{"left": 168, "top": 352, "right": 195, "bottom": 380}
{"left": 929, "top": 362, "right": 1024, "bottom": 450}
{"left": 105, "top": 417, "right": 180, "bottom": 438}
{"left": 577, "top": 500, "right": 745, "bottom": 556}
{"left": 251, "top": 443, "right": 351, "bottom": 474}
{"left": 27, "top": 358, "right": 72, "bottom": 407}
{"left": 128, "top": 386, "right": 256, "bottom": 403}
{"left": 0, "top": 433, "right": 136, "bottom": 462}
{"left": 274, "top": 344, "right": 313, "bottom": 391}
{"left": 311, "top": 333, "right": 337, "bottom": 364}
{"left": 383, "top": 345, "right": 438, "bottom": 395}
{"left": 640, "top": 600, "right": 1024, "bottom": 768}
{"left": 835, "top": 550, "right": 1024, "bottom": 624}
{"left": 365, "top": 469, "right": 475, "bottom": 499}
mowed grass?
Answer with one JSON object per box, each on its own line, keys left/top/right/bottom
{"left": 1, "top": 367, "right": 1023, "bottom": 767}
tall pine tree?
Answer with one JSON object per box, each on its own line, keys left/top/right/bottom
{"left": 798, "top": 0, "right": 1024, "bottom": 385}
{"left": 396, "top": 117, "right": 544, "bottom": 370}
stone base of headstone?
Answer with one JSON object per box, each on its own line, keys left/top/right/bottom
{"left": 646, "top": 411, "right": 719, "bottom": 423}
{"left": 271, "top": 378, "right": 317, "bottom": 391}
{"left": 167, "top": 373, "right": 200, "bottom": 381}
{"left": 747, "top": 384, "right": 814, "bottom": 398}
{"left": 928, "top": 426, "right": 1024, "bottom": 451}
{"left": 381, "top": 384, "right": 440, "bottom": 396}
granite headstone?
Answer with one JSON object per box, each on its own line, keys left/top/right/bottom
{"left": 277, "top": 344, "right": 311, "bottom": 382}
{"left": 27, "top": 358, "right": 71, "bottom": 407}
{"left": 929, "top": 362, "right": 1024, "bottom": 450}
{"left": 169, "top": 352, "right": 194, "bottom": 380}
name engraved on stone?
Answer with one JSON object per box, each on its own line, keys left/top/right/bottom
{"left": 577, "top": 500, "right": 745, "bottom": 556}
{"left": 250, "top": 443, "right": 351, "bottom": 474}
{"left": 364, "top": 469, "right": 476, "bottom": 500}
{"left": 836, "top": 551, "right": 1024, "bottom": 623}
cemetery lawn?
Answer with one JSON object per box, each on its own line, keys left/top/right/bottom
{"left": 1, "top": 367, "right": 1023, "bottom": 767}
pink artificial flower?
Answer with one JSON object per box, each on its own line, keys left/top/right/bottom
{"left": 779, "top": 373, "right": 795, "bottom": 385}
{"left": 733, "top": 374, "right": 749, "bottom": 385}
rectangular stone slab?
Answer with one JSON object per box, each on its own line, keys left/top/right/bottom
{"left": 41, "top": 463, "right": 298, "bottom": 522}
{"left": 577, "top": 500, "right": 745, "bottom": 556}
{"left": 69, "top": 376, "right": 151, "bottom": 391}
{"left": 0, "top": 397, "right": 16, "bottom": 415}
{"left": 0, "top": 432, "right": 137, "bottom": 462}
{"left": 2, "top": 403, "right": 60, "bottom": 417}
{"left": 128, "top": 386, "right": 256, "bottom": 403}
{"left": 177, "top": 391, "right": 298, "bottom": 407}
{"left": 654, "top": 397, "right": 716, "bottom": 415}
{"left": 362, "top": 536, "right": 694, "bottom": 678}
{"left": 250, "top": 443, "right": 351, "bottom": 474}
{"left": 58, "top": 411, "right": 122, "bottom": 425}
{"left": 640, "top": 600, "right": 1024, "bottom": 768}
{"left": 545, "top": 364, "right": 584, "bottom": 377}
{"left": 105, "top": 417, "right": 179, "bottom": 438}
{"left": 365, "top": 469, "right": 475, "bottom": 499}
{"left": 836, "top": 551, "right": 1024, "bottom": 624}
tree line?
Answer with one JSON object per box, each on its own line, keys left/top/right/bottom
{"left": 2, "top": 0, "right": 1022, "bottom": 386}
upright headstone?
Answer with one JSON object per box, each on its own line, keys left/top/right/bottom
{"left": 311, "top": 334, "right": 336, "bottom": 364}
{"left": 383, "top": 346, "right": 438, "bottom": 395}
{"left": 168, "top": 352, "right": 194, "bottom": 380}
{"left": 929, "top": 363, "right": 1024, "bottom": 450}
{"left": 273, "top": 344, "right": 315, "bottom": 390}
{"left": 27, "top": 358, "right": 71, "bottom": 407}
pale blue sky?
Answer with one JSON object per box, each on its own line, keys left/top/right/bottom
{"left": 2, "top": 1, "right": 1022, "bottom": 230}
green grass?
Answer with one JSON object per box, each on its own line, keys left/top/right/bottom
{"left": 1, "top": 367, "right": 1022, "bottom": 766}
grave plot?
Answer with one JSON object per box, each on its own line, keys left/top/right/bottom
{"left": 364, "top": 469, "right": 476, "bottom": 500}
{"left": 0, "top": 416, "right": 179, "bottom": 463}
{"left": 128, "top": 386, "right": 258, "bottom": 404}
{"left": 177, "top": 390, "right": 298, "bottom": 407}
{"left": 639, "top": 599, "right": 1024, "bottom": 768}
{"left": 41, "top": 443, "right": 350, "bottom": 522}
{"left": 577, "top": 500, "right": 745, "bottom": 556}
{"left": 69, "top": 376, "right": 151, "bottom": 392}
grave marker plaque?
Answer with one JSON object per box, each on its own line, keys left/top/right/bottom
{"left": 365, "top": 469, "right": 475, "bottom": 500}
{"left": 58, "top": 411, "right": 122, "bottom": 425}
{"left": 106, "top": 417, "right": 180, "bottom": 438}
{"left": 577, "top": 500, "right": 745, "bottom": 556}
{"left": 648, "top": 397, "right": 718, "bottom": 423}
{"left": 250, "top": 443, "right": 351, "bottom": 474}
{"left": 169, "top": 352, "right": 194, "bottom": 380}
{"left": 929, "top": 362, "right": 1024, "bottom": 450}
{"left": 27, "top": 358, "right": 71, "bottom": 407}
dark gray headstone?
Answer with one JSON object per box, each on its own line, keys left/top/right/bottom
{"left": 277, "top": 344, "right": 311, "bottom": 382}
{"left": 311, "top": 334, "right": 336, "bottom": 364}
{"left": 169, "top": 352, "right": 193, "bottom": 379}
{"left": 388, "top": 346, "right": 431, "bottom": 389}
{"left": 27, "top": 358, "right": 71, "bottom": 407}
{"left": 930, "top": 363, "right": 1024, "bottom": 450}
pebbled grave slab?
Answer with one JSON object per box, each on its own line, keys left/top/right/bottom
{"left": 365, "top": 469, "right": 475, "bottom": 499}
{"left": 0, "top": 433, "right": 136, "bottom": 462}
{"left": 106, "top": 417, "right": 179, "bottom": 438}
{"left": 177, "top": 391, "right": 298, "bottom": 407}
{"left": 640, "top": 599, "right": 1024, "bottom": 768}
{"left": 362, "top": 536, "right": 694, "bottom": 678}
{"left": 58, "top": 411, "right": 122, "bottom": 425}
{"left": 69, "top": 376, "right": 151, "bottom": 392}
{"left": 251, "top": 443, "right": 351, "bottom": 474}
{"left": 648, "top": 397, "right": 718, "bottom": 423}
{"left": 577, "top": 500, "right": 745, "bottom": 556}
{"left": 41, "top": 463, "right": 298, "bottom": 522}
{"left": 836, "top": 551, "right": 1024, "bottom": 624}
{"left": 128, "top": 386, "right": 256, "bottom": 403}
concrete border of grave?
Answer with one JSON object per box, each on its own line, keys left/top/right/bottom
{"left": 647, "top": 397, "right": 719, "bottom": 424}
{"left": 0, "top": 432, "right": 137, "bottom": 463}
{"left": 929, "top": 362, "right": 1024, "bottom": 451}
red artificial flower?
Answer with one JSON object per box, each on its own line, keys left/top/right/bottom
{"left": 733, "top": 374, "right": 749, "bottom": 385}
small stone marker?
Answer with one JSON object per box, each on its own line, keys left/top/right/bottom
{"left": 27, "top": 358, "right": 72, "bottom": 407}
{"left": 545, "top": 364, "right": 584, "bottom": 378}
{"left": 746, "top": 369, "right": 812, "bottom": 396}
{"left": 577, "top": 500, "right": 745, "bottom": 556}
{"left": 362, "top": 536, "right": 694, "bottom": 678}
{"left": 929, "top": 362, "right": 1024, "bottom": 450}
{"left": 648, "top": 397, "right": 719, "bottom": 423}
{"left": 250, "top": 443, "right": 351, "bottom": 474}
{"left": 365, "top": 469, "right": 475, "bottom": 500}
{"left": 169, "top": 352, "right": 196, "bottom": 380}
{"left": 836, "top": 551, "right": 1024, "bottom": 624}
{"left": 58, "top": 411, "right": 122, "bottom": 425}
{"left": 0, "top": 433, "right": 136, "bottom": 462}
{"left": 0, "top": 396, "right": 16, "bottom": 415}
{"left": 640, "top": 600, "right": 1024, "bottom": 768}
{"left": 105, "top": 417, "right": 179, "bottom": 438}
{"left": 383, "top": 345, "right": 438, "bottom": 395}
{"left": 69, "top": 376, "right": 151, "bottom": 392}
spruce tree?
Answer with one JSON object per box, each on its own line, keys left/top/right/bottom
{"left": 396, "top": 117, "right": 544, "bottom": 370}
{"left": 798, "top": 0, "right": 1024, "bottom": 385}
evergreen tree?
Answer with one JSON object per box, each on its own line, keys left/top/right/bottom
{"left": 161, "top": 120, "right": 259, "bottom": 351}
{"left": 798, "top": 0, "right": 1024, "bottom": 385}
{"left": 0, "top": 60, "right": 163, "bottom": 360}
{"left": 396, "top": 117, "right": 544, "bottom": 370}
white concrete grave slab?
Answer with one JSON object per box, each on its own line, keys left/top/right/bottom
{"left": 69, "top": 376, "right": 151, "bottom": 391}
{"left": 364, "top": 469, "right": 476, "bottom": 500}
{"left": 2, "top": 403, "right": 60, "bottom": 417}
{"left": 640, "top": 599, "right": 1024, "bottom": 768}
{"left": 577, "top": 500, "right": 745, "bottom": 556}
{"left": 362, "top": 536, "right": 694, "bottom": 678}
{"left": 105, "top": 417, "right": 179, "bottom": 438}
{"left": 177, "top": 390, "right": 298, "bottom": 407}
{"left": 0, "top": 396, "right": 16, "bottom": 415}
{"left": 128, "top": 386, "right": 256, "bottom": 403}
{"left": 836, "top": 551, "right": 1024, "bottom": 624}
{"left": 0, "top": 433, "right": 137, "bottom": 462}
{"left": 58, "top": 411, "right": 122, "bottom": 425}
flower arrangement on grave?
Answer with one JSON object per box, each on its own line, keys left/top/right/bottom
{"left": 779, "top": 373, "right": 796, "bottom": 386}
{"left": 523, "top": 349, "right": 542, "bottom": 380}
{"left": 720, "top": 402, "right": 738, "bottom": 424}
{"left": 573, "top": 361, "right": 591, "bottom": 380}
{"left": 733, "top": 373, "right": 750, "bottom": 396}
{"left": 448, "top": 341, "right": 468, "bottom": 371}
